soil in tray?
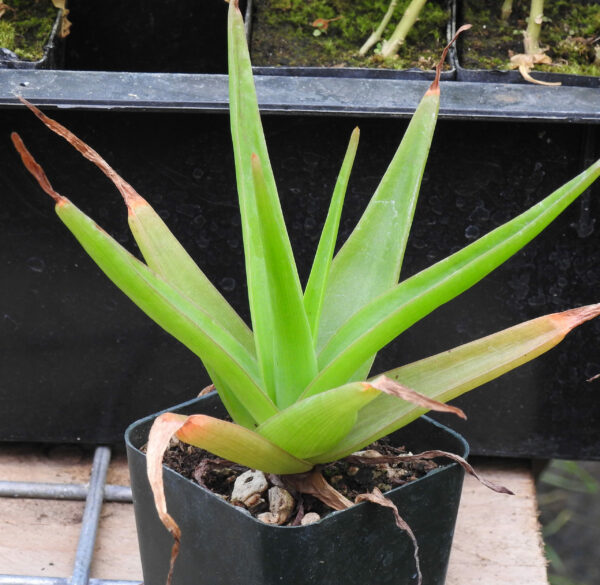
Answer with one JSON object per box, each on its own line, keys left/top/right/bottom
{"left": 250, "top": 0, "right": 451, "bottom": 70}
{"left": 0, "top": 0, "right": 58, "bottom": 61}
{"left": 459, "top": 0, "right": 600, "bottom": 76}
{"left": 162, "top": 437, "right": 439, "bottom": 525}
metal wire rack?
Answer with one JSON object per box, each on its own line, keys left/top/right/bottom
{"left": 0, "top": 447, "right": 141, "bottom": 585}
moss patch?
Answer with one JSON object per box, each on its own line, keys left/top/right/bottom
{"left": 460, "top": 0, "right": 600, "bottom": 77}
{"left": 0, "top": 0, "right": 58, "bottom": 61}
{"left": 250, "top": 0, "right": 451, "bottom": 70}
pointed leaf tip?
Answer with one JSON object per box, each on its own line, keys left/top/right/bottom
{"left": 427, "top": 24, "right": 472, "bottom": 95}
{"left": 11, "top": 132, "right": 66, "bottom": 205}
{"left": 558, "top": 303, "right": 600, "bottom": 327}
{"left": 18, "top": 95, "right": 146, "bottom": 210}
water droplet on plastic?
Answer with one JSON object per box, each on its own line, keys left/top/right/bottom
{"left": 304, "top": 217, "right": 317, "bottom": 232}
{"left": 195, "top": 235, "right": 210, "bottom": 249}
{"left": 528, "top": 289, "right": 547, "bottom": 307}
{"left": 26, "top": 257, "right": 45, "bottom": 273}
{"left": 220, "top": 277, "right": 236, "bottom": 292}
{"left": 192, "top": 167, "right": 204, "bottom": 180}
{"left": 464, "top": 225, "right": 480, "bottom": 240}
{"left": 177, "top": 203, "right": 202, "bottom": 218}
{"left": 193, "top": 214, "right": 206, "bottom": 228}
{"left": 469, "top": 203, "right": 490, "bottom": 222}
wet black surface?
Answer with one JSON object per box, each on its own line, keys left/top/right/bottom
{"left": 64, "top": 0, "right": 238, "bottom": 73}
{"left": 1, "top": 109, "right": 599, "bottom": 451}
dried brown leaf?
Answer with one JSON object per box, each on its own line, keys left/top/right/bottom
{"left": 11, "top": 133, "right": 65, "bottom": 205}
{"left": 427, "top": 24, "right": 472, "bottom": 94}
{"left": 351, "top": 450, "right": 513, "bottom": 495}
{"left": 0, "top": 2, "right": 13, "bottom": 19}
{"left": 370, "top": 375, "right": 467, "bottom": 419}
{"left": 50, "top": 0, "right": 71, "bottom": 38}
{"left": 147, "top": 413, "right": 189, "bottom": 585}
{"left": 355, "top": 487, "right": 422, "bottom": 585}
{"left": 17, "top": 97, "right": 145, "bottom": 210}
{"left": 198, "top": 384, "right": 216, "bottom": 397}
{"left": 509, "top": 52, "right": 561, "bottom": 86}
{"left": 283, "top": 469, "right": 353, "bottom": 511}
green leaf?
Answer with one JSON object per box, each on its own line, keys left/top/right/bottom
{"left": 145, "top": 411, "right": 311, "bottom": 556}
{"left": 256, "top": 381, "right": 380, "bottom": 460}
{"left": 204, "top": 367, "right": 257, "bottom": 429}
{"left": 310, "top": 303, "right": 600, "bottom": 463}
{"left": 305, "top": 158, "right": 600, "bottom": 398}
{"left": 54, "top": 199, "right": 278, "bottom": 424}
{"left": 128, "top": 198, "right": 258, "bottom": 426}
{"left": 173, "top": 413, "right": 314, "bottom": 474}
{"left": 304, "top": 127, "right": 360, "bottom": 340}
{"left": 251, "top": 154, "right": 317, "bottom": 408}
{"left": 127, "top": 198, "right": 255, "bottom": 355}
{"left": 315, "top": 91, "right": 440, "bottom": 373}
{"left": 228, "top": 1, "right": 307, "bottom": 404}
{"left": 13, "top": 96, "right": 256, "bottom": 359}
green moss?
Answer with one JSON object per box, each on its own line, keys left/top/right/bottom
{"left": 0, "top": 0, "right": 58, "bottom": 62}
{"left": 460, "top": 0, "right": 600, "bottom": 77}
{"left": 250, "top": 0, "right": 451, "bottom": 70}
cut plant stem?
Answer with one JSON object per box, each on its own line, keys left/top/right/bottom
{"left": 359, "top": 0, "right": 398, "bottom": 56}
{"left": 501, "top": 0, "right": 513, "bottom": 21}
{"left": 525, "top": 0, "right": 544, "bottom": 55}
{"left": 380, "top": 0, "right": 428, "bottom": 59}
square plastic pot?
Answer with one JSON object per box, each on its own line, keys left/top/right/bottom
{"left": 0, "top": 8, "right": 64, "bottom": 70}
{"left": 126, "top": 392, "right": 468, "bottom": 585}
{"left": 246, "top": 0, "right": 457, "bottom": 82}
{"left": 453, "top": 0, "right": 600, "bottom": 88}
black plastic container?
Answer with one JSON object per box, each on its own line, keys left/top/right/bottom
{"left": 0, "top": 8, "right": 64, "bottom": 70}
{"left": 246, "top": 0, "right": 456, "bottom": 81}
{"left": 126, "top": 392, "right": 468, "bottom": 585}
{"left": 64, "top": 0, "right": 245, "bottom": 73}
{"left": 1, "top": 108, "right": 599, "bottom": 459}
{"left": 454, "top": 0, "right": 600, "bottom": 88}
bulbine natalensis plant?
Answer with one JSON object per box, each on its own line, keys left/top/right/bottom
{"left": 11, "top": 0, "right": 599, "bottom": 580}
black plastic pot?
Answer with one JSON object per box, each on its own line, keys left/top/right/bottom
{"left": 454, "top": 0, "right": 600, "bottom": 88}
{"left": 126, "top": 392, "right": 468, "bottom": 585}
{"left": 246, "top": 0, "right": 456, "bottom": 81}
{"left": 0, "top": 8, "right": 64, "bottom": 70}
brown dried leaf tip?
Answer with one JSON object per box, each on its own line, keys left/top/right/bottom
{"left": 17, "top": 96, "right": 146, "bottom": 212}
{"left": 427, "top": 24, "right": 472, "bottom": 95}
{"left": 11, "top": 132, "right": 66, "bottom": 205}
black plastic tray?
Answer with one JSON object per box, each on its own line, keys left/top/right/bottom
{"left": 1, "top": 108, "right": 599, "bottom": 461}
{"left": 246, "top": 0, "right": 456, "bottom": 81}
{"left": 453, "top": 0, "right": 600, "bottom": 88}
{"left": 0, "top": 8, "right": 64, "bottom": 70}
